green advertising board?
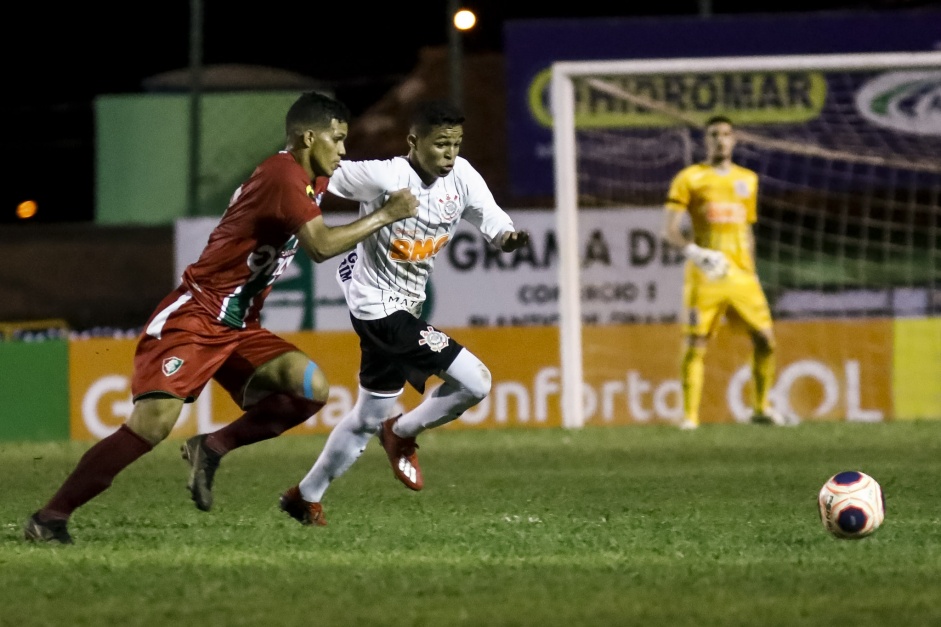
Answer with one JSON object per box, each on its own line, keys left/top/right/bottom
{"left": 0, "top": 340, "right": 69, "bottom": 441}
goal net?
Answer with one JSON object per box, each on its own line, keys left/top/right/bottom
{"left": 551, "top": 52, "right": 941, "bottom": 428}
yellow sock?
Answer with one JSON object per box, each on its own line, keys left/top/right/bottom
{"left": 681, "top": 344, "right": 707, "bottom": 425}
{"left": 752, "top": 342, "right": 775, "bottom": 413}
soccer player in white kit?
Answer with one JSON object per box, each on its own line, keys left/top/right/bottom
{"left": 279, "top": 100, "right": 530, "bottom": 526}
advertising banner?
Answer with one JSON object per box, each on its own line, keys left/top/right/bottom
{"left": 892, "top": 317, "right": 941, "bottom": 420}
{"left": 579, "top": 318, "right": 892, "bottom": 426}
{"left": 504, "top": 11, "right": 941, "bottom": 198}
{"left": 68, "top": 319, "right": 896, "bottom": 442}
{"left": 175, "top": 208, "right": 686, "bottom": 332}
{"left": 0, "top": 340, "right": 69, "bottom": 441}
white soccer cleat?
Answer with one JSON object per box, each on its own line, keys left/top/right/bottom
{"left": 678, "top": 418, "right": 699, "bottom": 431}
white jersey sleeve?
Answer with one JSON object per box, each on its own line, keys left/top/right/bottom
{"left": 327, "top": 160, "right": 395, "bottom": 203}
{"left": 454, "top": 159, "right": 515, "bottom": 247}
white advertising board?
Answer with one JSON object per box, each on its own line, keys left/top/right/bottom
{"left": 174, "top": 208, "right": 684, "bottom": 331}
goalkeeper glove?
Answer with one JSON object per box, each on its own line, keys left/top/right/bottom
{"left": 683, "top": 243, "right": 730, "bottom": 281}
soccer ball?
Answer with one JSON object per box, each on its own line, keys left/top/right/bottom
{"left": 817, "top": 471, "right": 885, "bottom": 539}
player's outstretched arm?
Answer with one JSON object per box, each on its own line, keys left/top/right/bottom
{"left": 499, "top": 230, "right": 530, "bottom": 252}
{"left": 297, "top": 188, "right": 418, "bottom": 263}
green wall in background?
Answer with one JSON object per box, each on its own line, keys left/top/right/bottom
{"left": 95, "top": 91, "right": 304, "bottom": 226}
{"left": 0, "top": 340, "right": 69, "bottom": 441}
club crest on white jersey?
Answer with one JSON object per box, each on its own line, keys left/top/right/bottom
{"left": 418, "top": 326, "right": 449, "bottom": 353}
{"left": 437, "top": 193, "right": 461, "bottom": 222}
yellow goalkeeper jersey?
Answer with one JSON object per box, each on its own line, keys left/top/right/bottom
{"left": 665, "top": 163, "right": 758, "bottom": 273}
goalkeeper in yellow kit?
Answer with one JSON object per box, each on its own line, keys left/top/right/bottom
{"left": 662, "top": 115, "right": 792, "bottom": 430}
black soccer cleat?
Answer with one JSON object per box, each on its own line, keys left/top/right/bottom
{"left": 181, "top": 434, "right": 222, "bottom": 511}
{"left": 24, "top": 512, "right": 74, "bottom": 545}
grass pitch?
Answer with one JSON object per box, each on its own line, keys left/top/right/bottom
{"left": 2, "top": 421, "right": 940, "bottom": 626}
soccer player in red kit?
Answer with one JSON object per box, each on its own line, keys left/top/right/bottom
{"left": 24, "top": 91, "right": 418, "bottom": 543}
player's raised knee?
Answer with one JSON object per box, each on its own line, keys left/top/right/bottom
{"left": 467, "top": 362, "right": 492, "bottom": 402}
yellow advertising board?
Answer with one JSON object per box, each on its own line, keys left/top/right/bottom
{"left": 580, "top": 318, "right": 893, "bottom": 426}
{"left": 893, "top": 317, "right": 941, "bottom": 420}
{"left": 67, "top": 328, "right": 561, "bottom": 441}
{"left": 69, "top": 338, "right": 140, "bottom": 441}
{"left": 69, "top": 319, "right": 900, "bottom": 441}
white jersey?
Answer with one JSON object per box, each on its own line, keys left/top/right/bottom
{"left": 329, "top": 156, "right": 515, "bottom": 320}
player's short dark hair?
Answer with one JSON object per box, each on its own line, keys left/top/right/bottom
{"left": 409, "top": 99, "right": 465, "bottom": 136}
{"left": 704, "top": 114, "right": 733, "bottom": 129}
{"left": 285, "top": 91, "right": 350, "bottom": 136}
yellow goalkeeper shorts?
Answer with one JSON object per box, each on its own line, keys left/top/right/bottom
{"left": 682, "top": 264, "right": 773, "bottom": 338}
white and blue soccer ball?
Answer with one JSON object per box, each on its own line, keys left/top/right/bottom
{"left": 817, "top": 471, "right": 885, "bottom": 539}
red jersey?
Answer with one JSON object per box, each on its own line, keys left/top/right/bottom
{"left": 181, "top": 151, "right": 327, "bottom": 328}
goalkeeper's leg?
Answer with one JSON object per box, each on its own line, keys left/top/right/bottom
{"left": 679, "top": 278, "right": 724, "bottom": 430}
{"left": 680, "top": 337, "right": 708, "bottom": 429}
{"left": 750, "top": 328, "right": 776, "bottom": 413}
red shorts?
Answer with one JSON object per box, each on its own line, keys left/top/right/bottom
{"left": 131, "top": 286, "right": 299, "bottom": 407}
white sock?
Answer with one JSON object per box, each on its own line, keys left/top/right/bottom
{"left": 298, "top": 386, "right": 401, "bottom": 502}
{"left": 395, "top": 349, "right": 491, "bottom": 437}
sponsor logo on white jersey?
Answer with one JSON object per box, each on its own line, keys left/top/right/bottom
{"left": 390, "top": 235, "right": 450, "bottom": 262}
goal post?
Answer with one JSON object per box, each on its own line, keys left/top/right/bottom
{"left": 551, "top": 51, "right": 941, "bottom": 429}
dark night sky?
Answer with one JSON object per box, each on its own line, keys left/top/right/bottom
{"left": 1, "top": 0, "right": 930, "bottom": 223}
